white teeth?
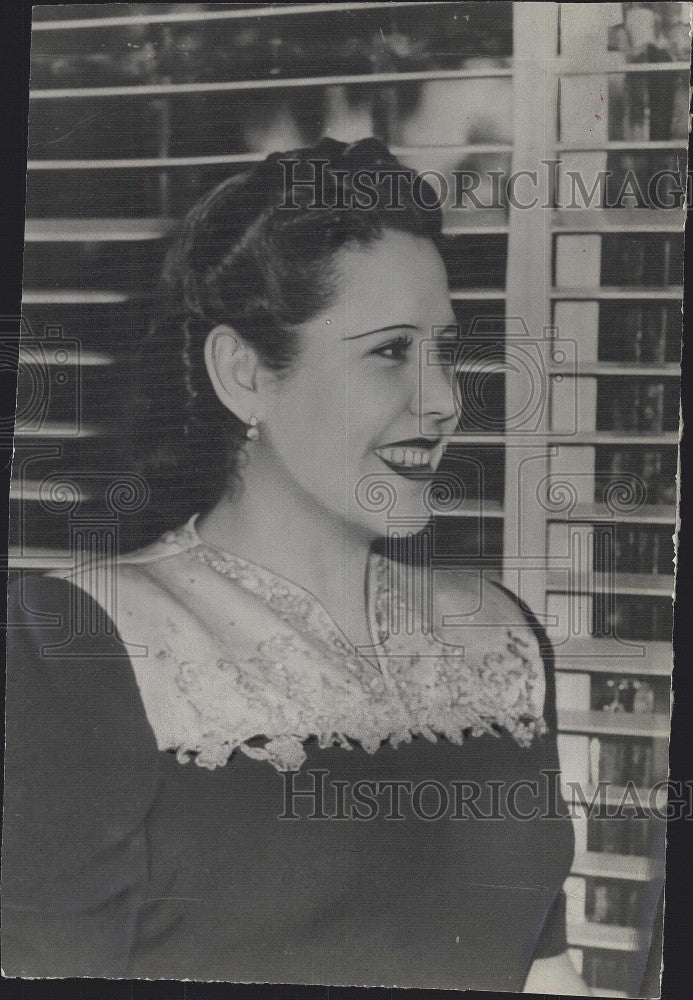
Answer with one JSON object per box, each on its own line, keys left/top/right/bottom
{"left": 374, "top": 444, "right": 439, "bottom": 469}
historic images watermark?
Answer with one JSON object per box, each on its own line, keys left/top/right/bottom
{"left": 277, "top": 157, "right": 690, "bottom": 212}
{"left": 279, "top": 769, "right": 693, "bottom": 823}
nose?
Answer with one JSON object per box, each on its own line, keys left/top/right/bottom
{"left": 409, "top": 342, "right": 458, "bottom": 432}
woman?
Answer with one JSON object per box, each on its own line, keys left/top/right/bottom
{"left": 3, "top": 138, "right": 589, "bottom": 993}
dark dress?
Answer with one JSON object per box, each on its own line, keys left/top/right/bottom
{"left": 2, "top": 573, "right": 574, "bottom": 990}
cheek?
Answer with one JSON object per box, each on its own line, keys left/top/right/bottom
{"left": 268, "top": 369, "right": 393, "bottom": 466}
{"left": 265, "top": 371, "right": 430, "bottom": 531}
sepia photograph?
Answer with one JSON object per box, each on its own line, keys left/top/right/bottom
{"left": 2, "top": 2, "right": 690, "bottom": 995}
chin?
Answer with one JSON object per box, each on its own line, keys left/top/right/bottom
{"left": 351, "top": 472, "right": 434, "bottom": 530}
{"left": 346, "top": 488, "right": 434, "bottom": 542}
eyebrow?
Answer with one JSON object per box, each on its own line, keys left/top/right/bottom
{"left": 342, "top": 323, "right": 419, "bottom": 341}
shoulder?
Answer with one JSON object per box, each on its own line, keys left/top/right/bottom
{"left": 4, "top": 579, "right": 159, "bottom": 965}
{"left": 4, "top": 575, "right": 160, "bottom": 870}
{"left": 430, "top": 568, "right": 549, "bottom": 716}
{"left": 41, "top": 519, "right": 203, "bottom": 634}
{"left": 8, "top": 571, "right": 125, "bottom": 654}
{"left": 6, "top": 572, "right": 158, "bottom": 760}
{"left": 45, "top": 523, "right": 194, "bottom": 592}
{"left": 431, "top": 566, "right": 542, "bottom": 632}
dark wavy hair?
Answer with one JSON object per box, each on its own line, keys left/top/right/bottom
{"left": 135, "top": 136, "right": 443, "bottom": 536}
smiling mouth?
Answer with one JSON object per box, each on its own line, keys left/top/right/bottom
{"left": 373, "top": 438, "right": 445, "bottom": 479}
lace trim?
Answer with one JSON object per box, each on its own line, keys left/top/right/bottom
{"left": 138, "top": 520, "right": 547, "bottom": 773}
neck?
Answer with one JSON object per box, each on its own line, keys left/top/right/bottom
{"left": 196, "top": 447, "right": 377, "bottom": 649}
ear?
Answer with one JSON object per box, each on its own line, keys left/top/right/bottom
{"left": 204, "top": 324, "right": 260, "bottom": 423}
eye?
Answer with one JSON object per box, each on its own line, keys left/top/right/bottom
{"left": 371, "top": 335, "right": 413, "bottom": 362}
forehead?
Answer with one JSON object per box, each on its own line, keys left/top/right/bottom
{"left": 308, "top": 229, "right": 454, "bottom": 336}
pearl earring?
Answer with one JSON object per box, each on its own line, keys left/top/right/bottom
{"left": 246, "top": 415, "right": 260, "bottom": 440}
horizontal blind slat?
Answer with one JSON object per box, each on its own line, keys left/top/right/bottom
{"left": 30, "top": 66, "right": 514, "bottom": 101}
{"left": 546, "top": 503, "right": 676, "bottom": 525}
{"left": 19, "top": 347, "right": 114, "bottom": 366}
{"left": 547, "top": 571, "right": 674, "bottom": 596}
{"left": 565, "top": 783, "right": 669, "bottom": 811}
{"left": 557, "top": 709, "right": 670, "bottom": 739}
{"left": 557, "top": 59, "right": 690, "bottom": 76}
{"left": 22, "top": 289, "right": 144, "bottom": 304}
{"left": 32, "top": 2, "right": 455, "bottom": 31}
{"left": 24, "top": 218, "right": 174, "bottom": 241}
{"left": 24, "top": 214, "right": 511, "bottom": 241}
{"left": 553, "top": 209, "right": 687, "bottom": 234}
{"left": 14, "top": 421, "right": 104, "bottom": 439}
{"left": 554, "top": 638, "right": 672, "bottom": 676}
{"left": 571, "top": 851, "right": 658, "bottom": 882}
{"left": 567, "top": 922, "right": 645, "bottom": 952}
{"left": 27, "top": 144, "right": 514, "bottom": 170}
{"left": 548, "top": 363, "right": 679, "bottom": 377}
{"left": 551, "top": 287, "right": 684, "bottom": 300}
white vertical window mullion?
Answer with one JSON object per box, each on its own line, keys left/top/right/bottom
{"left": 502, "top": 2, "right": 558, "bottom": 614}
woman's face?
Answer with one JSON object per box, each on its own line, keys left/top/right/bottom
{"left": 257, "top": 228, "right": 460, "bottom": 538}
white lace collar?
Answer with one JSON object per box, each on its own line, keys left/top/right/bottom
{"left": 51, "top": 515, "right": 547, "bottom": 772}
